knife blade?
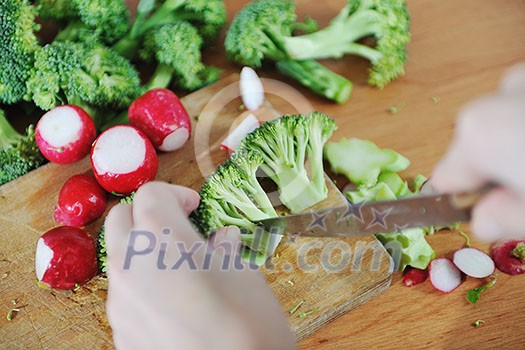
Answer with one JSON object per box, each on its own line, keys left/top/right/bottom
{"left": 257, "top": 185, "right": 493, "bottom": 238}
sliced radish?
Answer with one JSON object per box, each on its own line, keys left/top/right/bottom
{"left": 453, "top": 247, "right": 495, "bottom": 278}
{"left": 402, "top": 267, "right": 428, "bottom": 287}
{"left": 54, "top": 174, "right": 107, "bottom": 227}
{"left": 429, "top": 258, "right": 462, "bottom": 293}
{"left": 90, "top": 125, "right": 158, "bottom": 195}
{"left": 128, "top": 88, "right": 191, "bottom": 152}
{"left": 35, "top": 226, "right": 98, "bottom": 290}
{"left": 35, "top": 105, "right": 96, "bottom": 164}
{"left": 220, "top": 113, "right": 260, "bottom": 152}
{"left": 240, "top": 67, "right": 264, "bottom": 111}
{"left": 491, "top": 240, "right": 525, "bottom": 275}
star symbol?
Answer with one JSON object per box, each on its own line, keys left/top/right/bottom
{"left": 393, "top": 223, "right": 409, "bottom": 234}
{"left": 287, "top": 232, "right": 301, "bottom": 244}
{"left": 366, "top": 207, "right": 392, "bottom": 230}
{"left": 337, "top": 200, "right": 365, "bottom": 224}
{"left": 308, "top": 211, "right": 330, "bottom": 231}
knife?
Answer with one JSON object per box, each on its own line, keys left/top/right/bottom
{"left": 257, "top": 185, "right": 494, "bottom": 238}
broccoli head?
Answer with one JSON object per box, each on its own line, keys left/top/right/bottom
{"left": 283, "top": 0, "right": 411, "bottom": 88}
{"left": 0, "top": 0, "right": 40, "bottom": 104}
{"left": 225, "top": 0, "right": 352, "bottom": 103}
{"left": 141, "top": 22, "right": 222, "bottom": 91}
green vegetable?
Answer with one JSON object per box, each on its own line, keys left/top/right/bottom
{"left": 324, "top": 138, "right": 410, "bottom": 187}
{"left": 0, "top": 109, "right": 45, "bottom": 186}
{"left": 467, "top": 276, "right": 496, "bottom": 304}
{"left": 0, "top": 0, "right": 40, "bottom": 104}
{"left": 225, "top": 0, "right": 353, "bottom": 103}
{"left": 283, "top": 0, "right": 411, "bottom": 88}
{"left": 472, "top": 319, "right": 485, "bottom": 327}
{"left": 191, "top": 112, "right": 336, "bottom": 265}
{"left": 289, "top": 300, "right": 304, "bottom": 315}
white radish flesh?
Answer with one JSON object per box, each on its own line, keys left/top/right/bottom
{"left": 429, "top": 258, "right": 462, "bottom": 293}
{"left": 221, "top": 114, "right": 260, "bottom": 152}
{"left": 453, "top": 247, "right": 495, "bottom": 278}
{"left": 240, "top": 67, "right": 264, "bottom": 111}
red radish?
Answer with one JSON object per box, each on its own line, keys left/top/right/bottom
{"left": 35, "top": 226, "right": 98, "bottom": 290}
{"left": 429, "top": 258, "right": 462, "bottom": 293}
{"left": 35, "top": 105, "right": 96, "bottom": 164}
{"left": 240, "top": 67, "right": 264, "bottom": 111}
{"left": 453, "top": 247, "right": 495, "bottom": 278}
{"left": 128, "top": 88, "right": 191, "bottom": 152}
{"left": 90, "top": 125, "right": 158, "bottom": 195}
{"left": 54, "top": 174, "right": 107, "bottom": 227}
{"left": 402, "top": 267, "right": 428, "bottom": 287}
{"left": 491, "top": 240, "right": 525, "bottom": 275}
{"left": 220, "top": 113, "right": 260, "bottom": 152}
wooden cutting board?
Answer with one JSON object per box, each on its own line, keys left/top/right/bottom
{"left": 0, "top": 74, "right": 393, "bottom": 348}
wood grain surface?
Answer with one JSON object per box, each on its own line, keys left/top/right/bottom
{"left": 2, "top": 0, "right": 525, "bottom": 348}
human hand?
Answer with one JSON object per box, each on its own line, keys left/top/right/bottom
{"left": 431, "top": 63, "right": 525, "bottom": 242}
{"left": 104, "top": 182, "right": 296, "bottom": 350}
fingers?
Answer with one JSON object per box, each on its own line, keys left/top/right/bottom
{"left": 471, "top": 187, "right": 525, "bottom": 241}
{"left": 500, "top": 63, "right": 525, "bottom": 94}
{"left": 104, "top": 203, "right": 133, "bottom": 272}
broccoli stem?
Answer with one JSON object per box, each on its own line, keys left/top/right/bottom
{"left": 276, "top": 59, "right": 352, "bottom": 104}
{"left": 0, "top": 112, "right": 22, "bottom": 149}
{"left": 54, "top": 20, "right": 83, "bottom": 42}
{"left": 112, "top": 36, "right": 141, "bottom": 59}
{"left": 146, "top": 64, "right": 175, "bottom": 90}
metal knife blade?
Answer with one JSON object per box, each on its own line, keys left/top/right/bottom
{"left": 257, "top": 186, "right": 493, "bottom": 238}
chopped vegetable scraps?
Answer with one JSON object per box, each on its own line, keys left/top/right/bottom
{"left": 472, "top": 320, "right": 485, "bottom": 327}
{"left": 289, "top": 300, "right": 304, "bottom": 315}
{"left": 467, "top": 276, "right": 497, "bottom": 304}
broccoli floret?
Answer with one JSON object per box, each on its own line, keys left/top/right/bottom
{"left": 0, "top": 0, "right": 40, "bottom": 105}
{"left": 225, "top": 0, "right": 352, "bottom": 103}
{"left": 35, "top": 0, "right": 76, "bottom": 20}
{"left": 283, "top": 0, "right": 411, "bottom": 88}
{"left": 25, "top": 41, "right": 141, "bottom": 124}
{"left": 237, "top": 112, "right": 336, "bottom": 213}
{"left": 141, "top": 22, "right": 221, "bottom": 91}
{"left": 0, "top": 108, "right": 45, "bottom": 186}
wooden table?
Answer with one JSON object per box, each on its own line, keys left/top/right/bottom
{"left": 215, "top": 0, "right": 525, "bottom": 348}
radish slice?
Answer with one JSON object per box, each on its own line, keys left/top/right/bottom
{"left": 402, "top": 267, "right": 428, "bottom": 287}
{"left": 90, "top": 125, "right": 158, "bottom": 195}
{"left": 221, "top": 114, "right": 260, "bottom": 152}
{"left": 240, "top": 67, "right": 264, "bottom": 111}
{"left": 453, "top": 247, "right": 495, "bottom": 278}
{"left": 35, "top": 105, "right": 96, "bottom": 164}
{"left": 429, "top": 258, "right": 462, "bottom": 293}
{"left": 491, "top": 240, "right": 525, "bottom": 275}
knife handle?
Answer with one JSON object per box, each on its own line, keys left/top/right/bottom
{"left": 451, "top": 183, "right": 498, "bottom": 209}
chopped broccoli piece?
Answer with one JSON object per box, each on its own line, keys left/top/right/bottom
{"left": 35, "top": 0, "right": 76, "bottom": 20}
{"left": 140, "top": 22, "right": 222, "bottom": 91}
{"left": 324, "top": 138, "right": 410, "bottom": 187}
{"left": 283, "top": 0, "right": 411, "bottom": 88}
{"left": 0, "top": 108, "right": 45, "bottom": 186}
{"left": 225, "top": 0, "right": 352, "bottom": 103}
{"left": 0, "top": 0, "right": 41, "bottom": 104}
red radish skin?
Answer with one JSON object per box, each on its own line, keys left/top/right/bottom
{"left": 453, "top": 247, "right": 495, "bottom": 278}
{"left": 220, "top": 113, "right": 260, "bottom": 152}
{"left": 54, "top": 174, "right": 107, "bottom": 227}
{"left": 429, "top": 258, "right": 463, "bottom": 293}
{"left": 129, "top": 88, "right": 191, "bottom": 152}
{"left": 36, "top": 105, "right": 96, "bottom": 164}
{"left": 402, "top": 267, "right": 428, "bottom": 287}
{"left": 491, "top": 240, "right": 525, "bottom": 275}
{"left": 91, "top": 125, "right": 158, "bottom": 195}
{"left": 35, "top": 226, "right": 98, "bottom": 290}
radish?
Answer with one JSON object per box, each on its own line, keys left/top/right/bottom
{"left": 220, "top": 113, "right": 260, "bottom": 152}
{"left": 402, "top": 267, "right": 428, "bottom": 287}
{"left": 54, "top": 174, "right": 107, "bottom": 227}
{"left": 491, "top": 240, "right": 525, "bottom": 275}
{"left": 128, "top": 88, "right": 191, "bottom": 152}
{"left": 453, "top": 247, "right": 495, "bottom": 278}
{"left": 35, "top": 105, "right": 96, "bottom": 164}
{"left": 90, "top": 125, "right": 158, "bottom": 195}
{"left": 35, "top": 226, "right": 98, "bottom": 290}
{"left": 429, "top": 258, "right": 462, "bottom": 293}
{"left": 240, "top": 67, "right": 264, "bottom": 111}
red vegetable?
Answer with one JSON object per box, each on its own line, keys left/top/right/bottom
{"left": 491, "top": 240, "right": 525, "bottom": 275}
{"left": 402, "top": 267, "right": 428, "bottom": 287}
{"left": 128, "top": 88, "right": 191, "bottom": 152}
{"left": 35, "top": 226, "right": 98, "bottom": 290}
{"left": 453, "top": 247, "right": 495, "bottom": 278}
{"left": 54, "top": 174, "right": 107, "bottom": 227}
{"left": 429, "top": 258, "right": 462, "bottom": 293}
{"left": 35, "top": 105, "right": 96, "bottom": 164}
{"left": 90, "top": 125, "right": 158, "bottom": 195}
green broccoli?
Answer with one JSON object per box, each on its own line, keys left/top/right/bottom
{"left": 0, "top": 108, "right": 45, "bottom": 186}
{"left": 0, "top": 0, "right": 41, "bottom": 104}
{"left": 283, "top": 0, "right": 411, "bottom": 88}
{"left": 140, "top": 22, "right": 222, "bottom": 91}
{"left": 25, "top": 41, "right": 141, "bottom": 125}
{"left": 225, "top": 0, "right": 353, "bottom": 104}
